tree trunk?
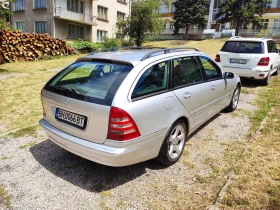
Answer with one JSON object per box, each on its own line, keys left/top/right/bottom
{"left": 235, "top": 23, "right": 239, "bottom": 36}
{"left": 185, "top": 24, "right": 189, "bottom": 35}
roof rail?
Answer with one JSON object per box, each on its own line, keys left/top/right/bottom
{"left": 140, "top": 47, "right": 200, "bottom": 61}
{"left": 229, "top": 36, "right": 243, "bottom": 39}
{"left": 88, "top": 46, "right": 166, "bottom": 55}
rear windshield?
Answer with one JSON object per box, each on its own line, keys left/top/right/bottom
{"left": 44, "top": 61, "right": 133, "bottom": 105}
{"left": 221, "top": 41, "right": 264, "bottom": 54}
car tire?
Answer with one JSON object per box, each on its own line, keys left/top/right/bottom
{"left": 156, "top": 120, "right": 187, "bottom": 165}
{"left": 260, "top": 72, "right": 271, "bottom": 86}
{"left": 225, "top": 85, "right": 240, "bottom": 112}
{"left": 272, "top": 66, "right": 279, "bottom": 76}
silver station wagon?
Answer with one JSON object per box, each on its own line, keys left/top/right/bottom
{"left": 40, "top": 47, "right": 241, "bottom": 167}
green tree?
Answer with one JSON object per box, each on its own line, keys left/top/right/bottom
{"left": 129, "top": 0, "right": 163, "bottom": 46}
{"left": 173, "top": 0, "right": 208, "bottom": 35}
{"left": 215, "top": 0, "right": 269, "bottom": 36}
{"left": 0, "top": 0, "right": 14, "bottom": 29}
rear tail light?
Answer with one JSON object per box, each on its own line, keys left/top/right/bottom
{"left": 40, "top": 89, "right": 46, "bottom": 117}
{"left": 215, "top": 54, "right": 220, "bottom": 62}
{"left": 107, "top": 106, "right": 140, "bottom": 141}
{"left": 257, "top": 57, "right": 270, "bottom": 66}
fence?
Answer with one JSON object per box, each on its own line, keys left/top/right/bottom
{"left": 146, "top": 34, "right": 188, "bottom": 41}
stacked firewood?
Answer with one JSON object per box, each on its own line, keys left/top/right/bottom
{"left": 0, "top": 28, "right": 77, "bottom": 63}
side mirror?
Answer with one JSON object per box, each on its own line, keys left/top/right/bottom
{"left": 224, "top": 72, "right": 234, "bottom": 79}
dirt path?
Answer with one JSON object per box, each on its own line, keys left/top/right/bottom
{"left": 0, "top": 83, "right": 260, "bottom": 209}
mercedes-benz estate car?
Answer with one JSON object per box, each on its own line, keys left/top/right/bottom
{"left": 215, "top": 37, "right": 279, "bottom": 85}
{"left": 39, "top": 47, "right": 241, "bottom": 167}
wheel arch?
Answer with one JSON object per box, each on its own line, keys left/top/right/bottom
{"left": 171, "top": 116, "right": 190, "bottom": 137}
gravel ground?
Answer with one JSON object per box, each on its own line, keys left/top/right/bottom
{"left": 0, "top": 85, "right": 260, "bottom": 210}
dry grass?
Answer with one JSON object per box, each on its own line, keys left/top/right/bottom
{"left": 218, "top": 76, "right": 280, "bottom": 209}
{"left": 0, "top": 54, "right": 85, "bottom": 74}
{"left": 0, "top": 54, "right": 85, "bottom": 136}
{"left": 0, "top": 72, "right": 55, "bottom": 135}
{"left": 0, "top": 186, "right": 11, "bottom": 208}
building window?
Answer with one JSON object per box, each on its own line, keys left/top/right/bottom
{"left": 68, "top": 24, "right": 84, "bottom": 39}
{"left": 97, "top": 30, "right": 107, "bottom": 42}
{"left": 67, "top": 0, "right": 83, "bottom": 13}
{"left": 117, "top": 11, "right": 125, "bottom": 22}
{"left": 117, "top": 0, "right": 126, "bottom": 3}
{"left": 35, "top": 21, "right": 47, "bottom": 34}
{"left": 252, "top": 19, "right": 269, "bottom": 29}
{"left": 15, "top": 21, "right": 25, "bottom": 32}
{"left": 98, "top": 6, "right": 108, "bottom": 20}
{"left": 156, "top": 4, "right": 169, "bottom": 14}
{"left": 171, "top": 3, "right": 175, "bottom": 12}
{"left": 34, "top": 0, "right": 46, "bottom": 9}
{"left": 15, "top": 0, "right": 24, "bottom": 11}
{"left": 273, "top": 19, "right": 280, "bottom": 28}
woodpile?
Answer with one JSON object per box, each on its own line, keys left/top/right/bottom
{"left": 0, "top": 28, "right": 77, "bottom": 63}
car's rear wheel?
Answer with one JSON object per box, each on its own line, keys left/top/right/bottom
{"left": 272, "top": 66, "right": 279, "bottom": 76}
{"left": 225, "top": 85, "right": 240, "bottom": 112}
{"left": 156, "top": 120, "right": 187, "bottom": 165}
{"left": 260, "top": 72, "right": 271, "bottom": 86}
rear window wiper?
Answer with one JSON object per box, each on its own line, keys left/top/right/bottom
{"left": 228, "top": 50, "right": 240, "bottom": 53}
{"left": 53, "top": 85, "right": 80, "bottom": 95}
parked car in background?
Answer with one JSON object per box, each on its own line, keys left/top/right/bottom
{"left": 215, "top": 37, "right": 279, "bottom": 85}
{"left": 40, "top": 47, "right": 241, "bottom": 167}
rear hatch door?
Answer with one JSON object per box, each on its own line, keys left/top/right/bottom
{"left": 219, "top": 41, "right": 264, "bottom": 70}
{"left": 42, "top": 60, "right": 133, "bottom": 144}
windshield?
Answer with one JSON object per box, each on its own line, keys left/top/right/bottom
{"left": 221, "top": 41, "right": 264, "bottom": 54}
{"left": 44, "top": 61, "right": 133, "bottom": 105}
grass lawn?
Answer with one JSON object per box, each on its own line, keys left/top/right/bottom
{"left": 0, "top": 54, "right": 85, "bottom": 136}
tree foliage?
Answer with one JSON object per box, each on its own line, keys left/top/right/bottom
{"left": 128, "top": 0, "right": 163, "bottom": 46}
{"left": 0, "top": 0, "right": 15, "bottom": 29}
{"left": 216, "top": 0, "right": 269, "bottom": 35}
{"left": 173, "top": 0, "right": 208, "bottom": 35}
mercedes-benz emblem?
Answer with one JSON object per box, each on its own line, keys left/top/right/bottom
{"left": 63, "top": 98, "right": 68, "bottom": 105}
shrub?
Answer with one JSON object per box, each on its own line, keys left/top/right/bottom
{"left": 70, "top": 39, "right": 104, "bottom": 50}
{"left": 102, "top": 37, "right": 121, "bottom": 48}
{"left": 121, "top": 39, "right": 135, "bottom": 46}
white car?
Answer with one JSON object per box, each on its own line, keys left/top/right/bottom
{"left": 215, "top": 37, "right": 279, "bottom": 85}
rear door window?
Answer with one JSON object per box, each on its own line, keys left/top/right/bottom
{"left": 267, "top": 40, "right": 277, "bottom": 53}
{"left": 221, "top": 41, "right": 264, "bottom": 54}
{"left": 44, "top": 61, "right": 133, "bottom": 105}
{"left": 173, "top": 56, "right": 203, "bottom": 87}
{"left": 198, "top": 56, "right": 223, "bottom": 80}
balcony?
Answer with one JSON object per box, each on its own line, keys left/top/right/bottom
{"left": 54, "top": 7, "right": 97, "bottom": 26}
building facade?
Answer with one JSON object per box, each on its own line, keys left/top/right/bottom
{"left": 158, "top": 0, "right": 280, "bottom": 35}
{"left": 10, "top": 0, "right": 130, "bottom": 42}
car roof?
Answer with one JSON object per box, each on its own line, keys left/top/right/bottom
{"left": 227, "top": 37, "right": 273, "bottom": 42}
{"left": 77, "top": 47, "right": 201, "bottom": 66}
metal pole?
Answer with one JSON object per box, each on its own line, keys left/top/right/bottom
{"left": 207, "top": 0, "right": 215, "bottom": 29}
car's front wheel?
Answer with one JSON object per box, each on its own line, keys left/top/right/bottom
{"left": 156, "top": 120, "right": 187, "bottom": 165}
{"left": 225, "top": 85, "right": 240, "bottom": 112}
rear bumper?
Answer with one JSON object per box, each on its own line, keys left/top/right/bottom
{"left": 222, "top": 66, "right": 269, "bottom": 80}
{"left": 39, "top": 119, "right": 166, "bottom": 167}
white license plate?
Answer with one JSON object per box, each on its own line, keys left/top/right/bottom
{"left": 55, "top": 108, "right": 86, "bottom": 129}
{"left": 229, "top": 58, "right": 247, "bottom": 64}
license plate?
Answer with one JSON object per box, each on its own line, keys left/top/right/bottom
{"left": 229, "top": 58, "right": 247, "bottom": 64}
{"left": 55, "top": 108, "right": 87, "bottom": 130}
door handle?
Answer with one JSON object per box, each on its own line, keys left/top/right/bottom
{"left": 211, "top": 85, "right": 216, "bottom": 91}
{"left": 183, "top": 92, "right": 192, "bottom": 99}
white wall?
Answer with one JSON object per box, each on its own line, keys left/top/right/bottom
{"left": 92, "top": 0, "right": 130, "bottom": 41}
